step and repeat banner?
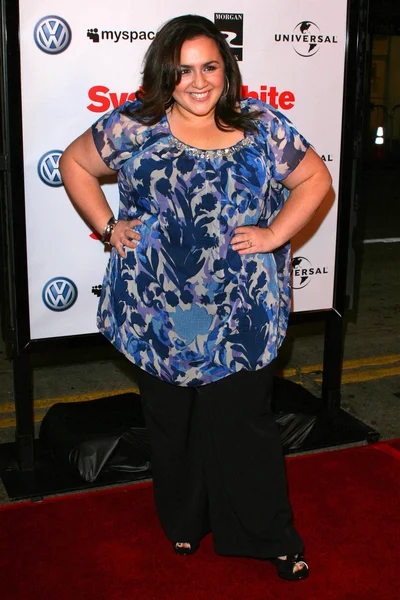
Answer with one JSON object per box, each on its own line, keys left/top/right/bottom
{"left": 18, "top": 0, "right": 348, "bottom": 339}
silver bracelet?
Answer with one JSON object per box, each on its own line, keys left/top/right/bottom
{"left": 101, "top": 216, "right": 118, "bottom": 245}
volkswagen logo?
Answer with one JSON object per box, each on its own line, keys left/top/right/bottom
{"left": 42, "top": 277, "right": 78, "bottom": 311}
{"left": 37, "top": 150, "right": 63, "bottom": 187}
{"left": 34, "top": 16, "right": 72, "bottom": 54}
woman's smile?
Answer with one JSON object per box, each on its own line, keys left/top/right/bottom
{"left": 188, "top": 91, "right": 211, "bottom": 101}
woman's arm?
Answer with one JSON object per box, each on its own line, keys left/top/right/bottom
{"left": 60, "top": 129, "right": 116, "bottom": 233}
{"left": 59, "top": 130, "right": 141, "bottom": 256}
{"left": 231, "top": 147, "right": 332, "bottom": 254}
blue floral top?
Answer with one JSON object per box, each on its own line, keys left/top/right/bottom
{"left": 92, "top": 98, "right": 309, "bottom": 386}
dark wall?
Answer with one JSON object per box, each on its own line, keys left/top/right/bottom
{"left": 370, "top": 0, "right": 400, "bottom": 34}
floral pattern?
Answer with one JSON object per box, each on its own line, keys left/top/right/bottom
{"left": 92, "top": 98, "right": 309, "bottom": 386}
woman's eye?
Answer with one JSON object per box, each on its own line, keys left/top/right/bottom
{"left": 204, "top": 65, "right": 216, "bottom": 72}
{"left": 180, "top": 68, "right": 191, "bottom": 75}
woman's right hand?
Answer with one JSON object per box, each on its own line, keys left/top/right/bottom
{"left": 110, "top": 218, "right": 143, "bottom": 257}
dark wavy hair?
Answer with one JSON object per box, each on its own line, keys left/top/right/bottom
{"left": 125, "top": 14, "right": 261, "bottom": 132}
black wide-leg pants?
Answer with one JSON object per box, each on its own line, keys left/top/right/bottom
{"left": 133, "top": 361, "right": 304, "bottom": 558}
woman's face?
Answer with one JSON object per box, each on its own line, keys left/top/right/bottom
{"left": 172, "top": 36, "right": 225, "bottom": 119}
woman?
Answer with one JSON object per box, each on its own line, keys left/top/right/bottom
{"left": 60, "top": 14, "right": 331, "bottom": 581}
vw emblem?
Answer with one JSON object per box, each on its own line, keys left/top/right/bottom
{"left": 34, "top": 16, "right": 72, "bottom": 54}
{"left": 37, "top": 150, "right": 64, "bottom": 187}
{"left": 42, "top": 277, "right": 78, "bottom": 311}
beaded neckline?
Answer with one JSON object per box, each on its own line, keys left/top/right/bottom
{"left": 168, "top": 135, "right": 253, "bottom": 160}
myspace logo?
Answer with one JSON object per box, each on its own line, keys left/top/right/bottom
{"left": 87, "top": 27, "right": 155, "bottom": 43}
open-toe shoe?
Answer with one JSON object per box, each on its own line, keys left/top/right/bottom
{"left": 172, "top": 541, "right": 200, "bottom": 556}
{"left": 268, "top": 553, "right": 309, "bottom": 581}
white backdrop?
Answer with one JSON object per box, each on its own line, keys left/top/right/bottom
{"left": 18, "top": 0, "right": 348, "bottom": 339}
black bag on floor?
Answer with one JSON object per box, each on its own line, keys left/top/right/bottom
{"left": 273, "top": 377, "right": 322, "bottom": 450}
{"left": 39, "top": 378, "right": 321, "bottom": 484}
{"left": 39, "top": 393, "right": 151, "bottom": 483}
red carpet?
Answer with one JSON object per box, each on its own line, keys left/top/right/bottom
{"left": 1, "top": 440, "right": 399, "bottom": 600}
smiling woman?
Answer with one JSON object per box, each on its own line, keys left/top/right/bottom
{"left": 167, "top": 37, "right": 245, "bottom": 149}
{"left": 59, "top": 13, "right": 331, "bottom": 583}
{"left": 172, "top": 38, "right": 225, "bottom": 115}
{"left": 128, "top": 14, "right": 262, "bottom": 133}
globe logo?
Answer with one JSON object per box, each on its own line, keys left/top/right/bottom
{"left": 34, "top": 16, "right": 72, "bottom": 55}
{"left": 42, "top": 277, "right": 78, "bottom": 311}
{"left": 291, "top": 256, "right": 313, "bottom": 289}
{"left": 292, "top": 21, "right": 321, "bottom": 57}
{"left": 37, "top": 150, "right": 63, "bottom": 187}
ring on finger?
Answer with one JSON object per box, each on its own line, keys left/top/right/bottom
{"left": 247, "top": 240, "right": 252, "bottom": 248}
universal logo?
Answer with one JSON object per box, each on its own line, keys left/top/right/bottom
{"left": 87, "top": 28, "right": 155, "bottom": 43}
{"left": 291, "top": 257, "right": 328, "bottom": 290}
{"left": 275, "top": 21, "right": 338, "bottom": 57}
{"left": 214, "top": 13, "right": 243, "bottom": 61}
{"left": 34, "top": 16, "right": 72, "bottom": 54}
{"left": 37, "top": 150, "right": 63, "bottom": 187}
{"left": 42, "top": 277, "right": 78, "bottom": 311}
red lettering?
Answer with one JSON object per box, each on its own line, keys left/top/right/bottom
{"left": 88, "top": 85, "right": 294, "bottom": 114}
{"left": 87, "top": 85, "right": 111, "bottom": 112}
{"left": 240, "top": 85, "right": 295, "bottom": 110}
{"left": 268, "top": 86, "right": 279, "bottom": 109}
{"left": 109, "top": 92, "right": 129, "bottom": 108}
{"left": 87, "top": 88, "right": 138, "bottom": 112}
{"left": 240, "top": 85, "right": 259, "bottom": 99}
{"left": 279, "top": 91, "right": 295, "bottom": 110}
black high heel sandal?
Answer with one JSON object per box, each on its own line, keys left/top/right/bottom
{"left": 268, "top": 553, "right": 309, "bottom": 581}
{"left": 172, "top": 541, "right": 200, "bottom": 556}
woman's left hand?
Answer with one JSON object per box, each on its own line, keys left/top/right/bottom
{"left": 231, "top": 226, "right": 278, "bottom": 255}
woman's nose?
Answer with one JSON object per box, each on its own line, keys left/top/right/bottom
{"left": 192, "top": 70, "right": 207, "bottom": 89}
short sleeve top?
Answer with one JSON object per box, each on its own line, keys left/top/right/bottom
{"left": 92, "top": 98, "right": 309, "bottom": 386}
